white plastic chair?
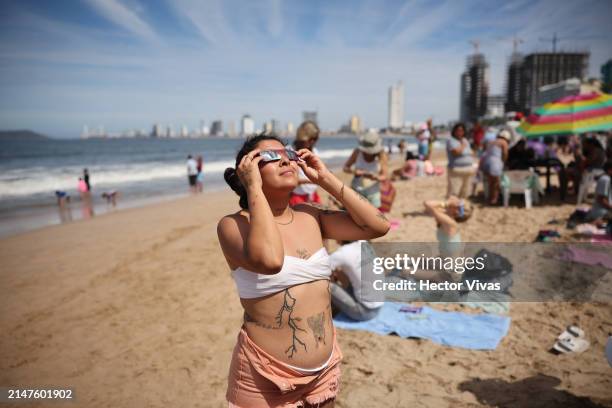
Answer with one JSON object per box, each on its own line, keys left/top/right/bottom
{"left": 577, "top": 169, "right": 604, "bottom": 204}
{"left": 501, "top": 168, "right": 542, "bottom": 208}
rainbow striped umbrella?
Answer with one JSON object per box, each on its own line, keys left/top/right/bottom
{"left": 518, "top": 92, "right": 612, "bottom": 137}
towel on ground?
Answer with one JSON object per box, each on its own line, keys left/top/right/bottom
{"left": 333, "top": 302, "right": 511, "bottom": 350}
{"left": 559, "top": 245, "right": 612, "bottom": 269}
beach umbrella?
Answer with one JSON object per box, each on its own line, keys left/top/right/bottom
{"left": 517, "top": 92, "right": 612, "bottom": 137}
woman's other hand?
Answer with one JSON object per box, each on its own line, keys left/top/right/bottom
{"left": 297, "top": 149, "right": 332, "bottom": 185}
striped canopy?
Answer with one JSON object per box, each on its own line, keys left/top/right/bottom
{"left": 517, "top": 92, "right": 612, "bottom": 137}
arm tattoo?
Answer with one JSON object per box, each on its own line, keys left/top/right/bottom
{"left": 296, "top": 248, "right": 311, "bottom": 259}
{"left": 340, "top": 183, "right": 345, "bottom": 201}
{"left": 275, "top": 290, "right": 307, "bottom": 358}
{"left": 377, "top": 211, "right": 389, "bottom": 221}
{"left": 307, "top": 311, "right": 327, "bottom": 347}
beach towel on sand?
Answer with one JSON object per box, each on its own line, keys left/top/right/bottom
{"left": 333, "top": 303, "right": 511, "bottom": 350}
{"left": 559, "top": 245, "right": 612, "bottom": 269}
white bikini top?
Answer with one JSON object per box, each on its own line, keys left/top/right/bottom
{"left": 231, "top": 247, "right": 331, "bottom": 299}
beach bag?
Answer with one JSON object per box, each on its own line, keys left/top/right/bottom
{"left": 463, "top": 249, "right": 513, "bottom": 293}
{"left": 379, "top": 180, "right": 396, "bottom": 213}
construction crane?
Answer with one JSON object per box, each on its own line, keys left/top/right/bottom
{"left": 539, "top": 32, "right": 567, "bottom": 53}
{"left": 511, "top": 36, "right": 524, "bottom": 54}
{"left": 469, "top": 40, "right": 480, "bottom": 54}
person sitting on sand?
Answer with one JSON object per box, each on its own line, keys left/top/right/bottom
{"left": 507, "top": 139, "right": 535, "bottom": 170}
{"left": 329, "top": 240, "right": 384, "bottom": 321}
{"left": 218, "top": 134, "right": 390, "bottom": 407}
{"left": 585, "top": 161, "right": 612, "bottom": 225}
{"left": 391, "top": 151, "right": 418, "bottom": 181}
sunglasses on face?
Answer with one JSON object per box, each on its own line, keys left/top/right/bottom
{"left": 258, "top": 149, "right": 299, "bottom": 163}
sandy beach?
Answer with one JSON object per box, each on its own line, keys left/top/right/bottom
{"left": 1, "top": 154, "right": 611, "bottom": 407}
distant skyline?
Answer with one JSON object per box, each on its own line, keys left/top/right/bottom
{"left": 1, "top": 0, "right": 611, "bottom": 138}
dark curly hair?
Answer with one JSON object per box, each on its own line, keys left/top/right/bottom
{"left": 223, "top": 133, "right": 287, "bottom": 209}
{"left": 451, "top": 122, "right": 466, "bottom": 138}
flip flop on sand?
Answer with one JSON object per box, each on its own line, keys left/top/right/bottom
{"left": 552, "top": 325, "right": 590, "bottom": 354}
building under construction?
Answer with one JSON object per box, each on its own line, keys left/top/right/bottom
{"left": 459, "top": 53, "right": 489, "bottom": 123}
{"left": 504, "top": 51, "right": 589, "bottom": 114}
{"left": 523, "top": 52, "right": 590, "bottom": 112}
{"left": 504, "top": 52, "right": 526, "bottom": 114}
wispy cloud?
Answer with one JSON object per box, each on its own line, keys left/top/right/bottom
{"left": 267, "top": 0, "right": 283, "bottom": 37}
{"left": 169, "top": 0, "right": 236, "bottom": 46}
{"left": 0, "top": 0, "right": 610, "bottom": 137}
{"left": 83, "top": 0, "right": 159, "bottom": 43}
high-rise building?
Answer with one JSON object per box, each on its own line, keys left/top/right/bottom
{"left": 271, "top": 119, "right": 281, "bottom": 135}
{"left": 522, "top": 52, "right": 589, "bottom": 113}
{"left": 486, "top": 95, "right": 505, "bottom": 118}
{"left": 228, "top": 121, "right": 236, "bottom": 138}
{"left": 151, "top": 123, "right": 162, "bottom": 138}
{"left": 349, "top": 115, "right": 361, "bottom": 134}
{"left": 601, "top": 59, "right": 612, "bottom": 93}
{"left": 81, "top": 125, "right": 89, "bottom": 139}
{"left": 166, "top": 125, "right": 175, "bottom": 138}
{"left": 241, "top": 115, "right": 255, "bottom": 137}
{"left": 459, "top": 72, "right": 470, "bottom": 122}
{"left": 504, "top": 52, "right": 526, "bottom": 114}
{"left": 201, "top": 125, "right": 210, "bottom": 137}
{"left": 263, "top": 121, "right": 273, "bottom": 134}
{"left": 388, "top": 81, "right": 404, "bottom": 130}
{"left": 180, "top": 125, "right": 188, "bottom": 138}
{"left": 211, "top": 120, "right": 223, "bottom": 137}
{"left": 302, "top": 111, "right": 317, "bottom": 124}
{"left": 286, "top": 122, "right": 294, "bottom": 136}
{"left": 461, "top": 53, "right": 489, "bottom": 123}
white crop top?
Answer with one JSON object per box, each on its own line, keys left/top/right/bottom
{"left": 231, "top": 247, "right": 332, "bottom": 299}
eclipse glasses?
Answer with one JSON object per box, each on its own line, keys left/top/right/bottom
{"left": 258, "top": 149, "right": 300, "bottom": 163}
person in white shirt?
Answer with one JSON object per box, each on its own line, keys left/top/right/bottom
{"left": 186, "top": 155, "right": 198, "bottom": 193}
{"left": 586, "top": 161, "right": 612, "bottom": 223}
{"left": 330, "top": 240, "right": 384, "bottom": 321}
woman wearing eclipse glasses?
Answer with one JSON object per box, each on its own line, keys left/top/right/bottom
{"left": 219, "top": 134, "right": 390, "bottom": 407}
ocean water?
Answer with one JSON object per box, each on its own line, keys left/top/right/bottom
{"left": 0, "top": 135, "right": 417, "bottom": 237}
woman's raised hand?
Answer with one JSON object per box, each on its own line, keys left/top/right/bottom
{"left": 236, "top": 149, "right": 264, "bottom": 190}
{"left": 296, "top": 149, "right": 331, "bottom": 185}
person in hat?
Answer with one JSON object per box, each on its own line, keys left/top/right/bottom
{"left": 343, "top": 130, "right": 388, "bottom": 208}
{"left": 290, "top": 121, "right": 322, "bottom": 205}
{"left": 480, "top": 129, "right": 510, "bottom": 205}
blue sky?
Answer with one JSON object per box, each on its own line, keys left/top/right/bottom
{"left": 0, "top": 0, "right": 611, "bottom": 138}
